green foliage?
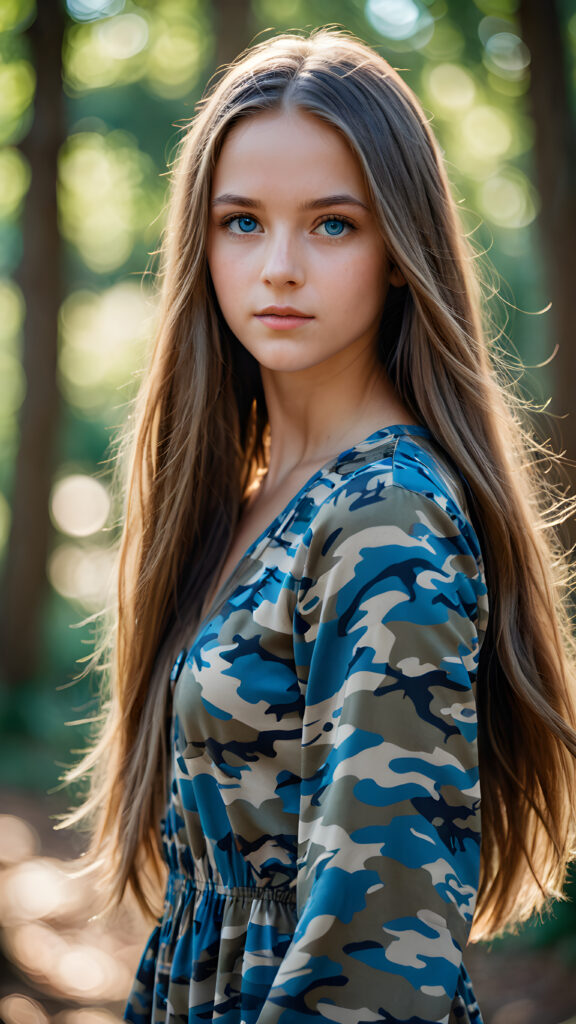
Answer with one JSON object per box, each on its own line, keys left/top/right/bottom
{"left": 63, "top": 0, "right": 211, "bottom": 98}
{"left": 59, "top": 129, "right": 165, "bottom": 273}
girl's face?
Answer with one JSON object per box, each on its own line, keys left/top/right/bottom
{"left": 207, "top": 108, "right": 404, "bottom": 377}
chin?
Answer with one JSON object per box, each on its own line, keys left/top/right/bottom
{"left": 244, "top": 344, "right": 313, "bottom": 371}
{"left": 257, "top": 353, "right": 327, "bottom": 374}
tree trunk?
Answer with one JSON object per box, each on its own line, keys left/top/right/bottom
{"left": 517, "top": 0, "right": 576, "bottom": 535}
{"left": 212, "top": 0, "right": 255, "bottom": 74}
{"left": 0, "top": 1, "right": 66, "bottom": 683}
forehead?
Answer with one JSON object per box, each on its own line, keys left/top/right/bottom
{"left": 211, "top": 108, "right": 368, "bottom": 200}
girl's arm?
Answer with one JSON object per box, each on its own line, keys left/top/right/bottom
{"left": 257, "top": 478, "right": 488, "bottom": 1024}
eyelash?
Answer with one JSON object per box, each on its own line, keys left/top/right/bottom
{"left": 219, "top": 213, "right": 357, "bottom": 236}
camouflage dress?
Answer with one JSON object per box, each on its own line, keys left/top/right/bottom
{"left": 125, "top": 423, "right": 489, "bottom": 1024}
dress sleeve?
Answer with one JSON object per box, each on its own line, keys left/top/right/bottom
{"left": 256, "top": 481, "right": 488, "bottom": 1024}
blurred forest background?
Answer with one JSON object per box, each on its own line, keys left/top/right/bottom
{"left": 0, "top": 0, "right": 576, "bottom": 1021}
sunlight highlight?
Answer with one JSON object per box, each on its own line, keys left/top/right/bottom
{"left": 59, "top": 1011, "right": 124, "bottom": 1024}
{"left": 0, "top": 60, "right": 35, "bottom": 145}
{"left": 0, "top": 815, "right": 39, "bottom": 865}
{"left": 50, "top": 474, "right": 110, "bottom": 538}
{"left": 461, "top": 105, "right": 512, "bottom": 160}
{"left": 48, "top": 542, "right": 115, "bottom": 610}
{"left": 366, "top": 0, "right": 433, "bottom": 40}
{"left": 486, "top": 32, "right": 529, "bottom": 75}
{"left": 58, "top": 283, "right": 153, "bottom": 412}
{"left": 9, "top": 920, "right": 67, "bottom": 976}
{"left": 67, "top": 0, "right": 125, "bottom": 22}
{"left": 0, "top": 147, "right": 31, "bottom": 218}
{"left": 97, "top": 13, "right": 149, "bottom": 60}
{"left": 424, "top": 63, "right": 476, "bottom": 113}
{"left": 58, "top": 131, "right": 162, "bottom": 272}
{"left": 479, "top": 168, "right": 537, "bottom": 228}
{"left": 0, "top": 859, "right": 76, "bottom": 923}
{"left": 0, "top": 995, "right": 48, "bottom": 1024}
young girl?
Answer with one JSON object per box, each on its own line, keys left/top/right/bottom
{"left": 71, "top": 27, "right": 576, "bottom": 1024}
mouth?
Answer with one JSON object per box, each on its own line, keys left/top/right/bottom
{"left": 256, "top": 306, "right": 313, "bottom": 318}
{"left": 254, "top": 311, "right": 315, "bottom": 330}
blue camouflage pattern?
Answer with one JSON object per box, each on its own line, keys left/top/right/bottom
{"left": 124, "top": 423, "right": 489, "bottom": 1024}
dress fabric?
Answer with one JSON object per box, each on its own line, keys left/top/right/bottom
{"left": 124, "top": 424, "right": 489, "bottom": 1024}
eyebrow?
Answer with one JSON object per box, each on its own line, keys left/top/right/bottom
{"left": 211, "top": 192, "right": 370, "bottom": 211}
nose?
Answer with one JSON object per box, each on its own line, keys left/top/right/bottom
{"left": 260, "top": 229, "right": 304, "bottom": 287}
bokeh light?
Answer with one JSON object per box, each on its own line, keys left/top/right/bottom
{"left": 54, "top": 944, "right": 131, "bottom": 998}
{"left": 0, "top": 277, "right": 24, "bottom": 337}
{"left": 58, "top": 130, "right": 163, "bottom": 272}
{"left": 0, "top": 859, "right": 76, "bottom": 923}
{"left": 146, "top": 18, "right": 204, "bottom": 98}
{"left": 0, "top": 258, "right": 21, "bottom": 481}
{"left": 66, "top": 0, "right": 125, "bottom": 22}
{"left": 423, "top": 63, "right": 477, "bottom": 114}
{"left": 0, "top": 281, "right": 25, "bottom": 443}
{"left": 50, "top": 474, "right": 111, "bottom": 538}
{"left": 484, "top": 31, "right": 530, "bottom": 79}
{"left": 422, "top": 20, "right": 464, "bottom": 61}
{"left": 4, "top": 918, "right": 132, "bottom": 1001}
{"left": 48, "top": 541, "right": 116, "bottom": 609}
{"left": 64, "top": 4, "right": 205, "bottom": 98}
{"left": 58, "top": 283, "right": 153, "bottom": 412}
{"left": 0, "top": 0, "right": 35, "bottom": 34}
{"left": 0, "top": 350, "right": 24, "bottom": 442}
{"left": 0, "top": 995, "right": 48, "bottom": 1024}
{"left": 0, "top": 815, "right": 40, "bottom": 865}
{"left": 8, "top": 920, "right": 67, "bottom": 977}
{"left": 96, "top": 12, "right": 149, "bottom": 59}
{"left": 0, "top": 816, "right": 147, "bottom": 1016}
{"left": 479, "top": 167, "right": 538, "bottom": 228}
{"left": 0, "top": 58, "right": 36, "bottom": 145}
{"left": 460, "top": 105, "right": 512, "bottom": 161}
{"left": 60, "top": 944, "right": 131, "bottom": 1000}
{"left": 65, "top": 17, "right": 146, "bottom": 90}
{"left": 59, "top": 1012, "right": 124, "bottom": 1024}
{"left": 366, "top": 0, "right": 433, "bottom": 41}
{"left": 0, "top": 147, "right": 31, "bottom": 218}
{"left": 0, "top": 492, "right": 10, "bottom": 553}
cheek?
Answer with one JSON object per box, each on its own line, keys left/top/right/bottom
{"left": 207, "top": 242, "right": 243, "bottom": 308}
{"left": 332, "top": 248, "right": 389, "bottom": 313}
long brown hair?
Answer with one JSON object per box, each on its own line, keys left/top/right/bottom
{"left": 66, "top": 28, "right": 576, "bottom": 941}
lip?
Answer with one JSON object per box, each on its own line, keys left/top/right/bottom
{"left": 254, "top": 305, "right": 315, "bottom": 331}
{"left": 256, "top": 305, "right": 313, "bottom": 317}
{"left": 255, "top": 313, "right": 315, "bottom": 331}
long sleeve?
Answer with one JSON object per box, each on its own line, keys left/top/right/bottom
{"left": 256, "top": 478, "right": 488, "bottom": 1024}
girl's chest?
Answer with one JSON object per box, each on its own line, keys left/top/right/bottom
{"left": 175, "top": 557, "right": 303, "bottom": 753}
{"left": 203, "top": 464, "right": 329, "bottom": 618}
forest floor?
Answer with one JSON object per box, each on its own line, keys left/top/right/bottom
{"left": 1, "top": 787, "right": 576, "bottom": 1024}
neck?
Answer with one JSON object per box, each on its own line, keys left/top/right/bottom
{"left": 259, "top": 352, "right": 417, "bottom": 491}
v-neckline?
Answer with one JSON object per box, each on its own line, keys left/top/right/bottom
{"left": 195, "top": 423, "right": 431, "bottom": 634}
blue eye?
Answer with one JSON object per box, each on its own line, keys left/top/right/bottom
{"left": 317, "top": 217, "right": 352, "bottom": 237}
{"left": 324, "top": 219, "right": 344, "bottom": 235}
{"left": 228, "top": 215, "right": 259, "bottom": 233}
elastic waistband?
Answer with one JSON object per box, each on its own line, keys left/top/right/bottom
{"left": 169, "top": 875, "right": 297, "bottom": 904}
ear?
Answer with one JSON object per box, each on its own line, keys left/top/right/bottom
{"left": 389, "top": 263, "right": 407, "bottom": 288}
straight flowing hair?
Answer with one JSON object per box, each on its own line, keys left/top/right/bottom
{"left": 66, "top": 28, "right": 576, "bottom": 941}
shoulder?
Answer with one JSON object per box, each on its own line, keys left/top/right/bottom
{"left": 303, "top": 431, "right": 483, "bottom": 567}
{"left": 294, "top": 432, "right": 489, "bottom": 647}
{"left": 294, "top": 432, "right": 489, "bottom": 638}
